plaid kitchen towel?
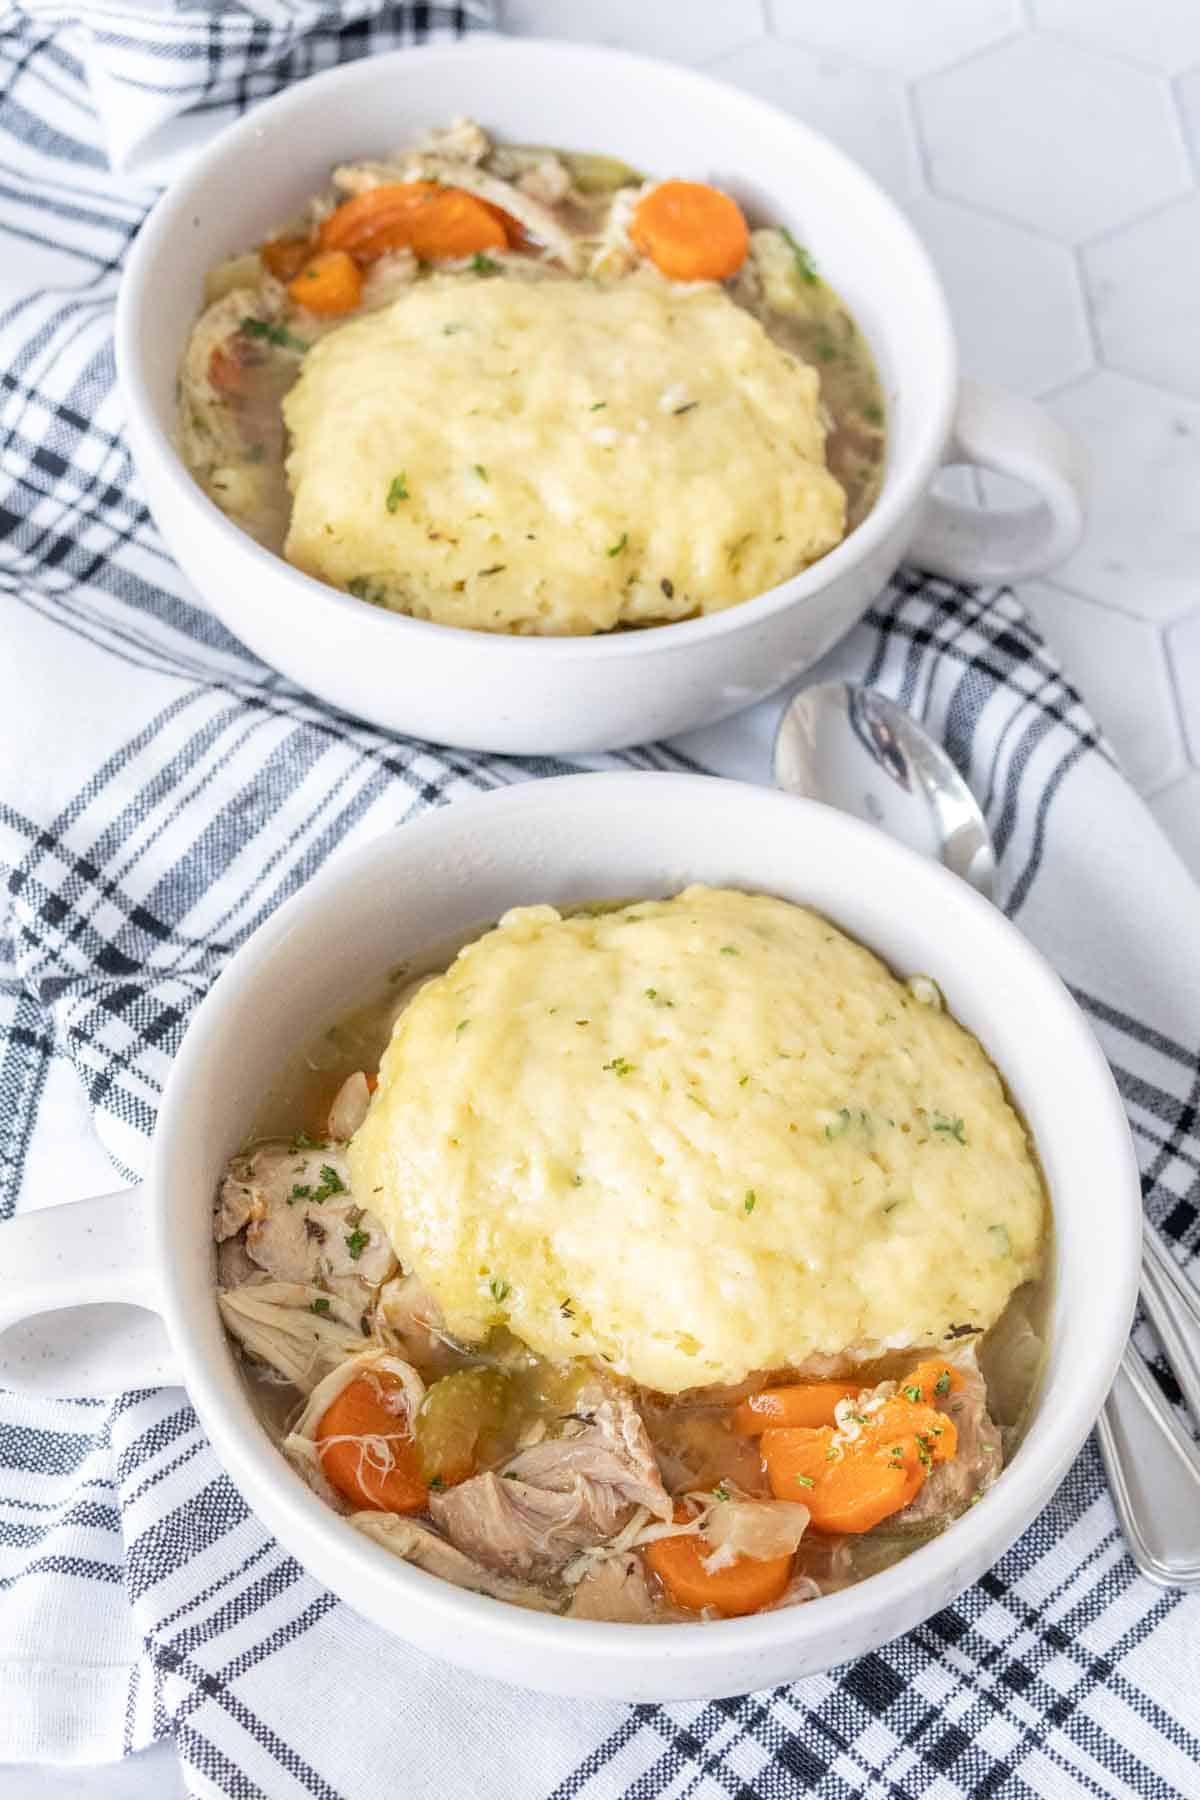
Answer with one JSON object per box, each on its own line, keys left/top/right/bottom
{"left": 4, "top": 11, "right": 1200, "bottom": 1800}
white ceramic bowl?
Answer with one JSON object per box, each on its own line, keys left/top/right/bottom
{"left": 0, "top": 775, "right": 1139, "bottom": 1700}
{"left": 115, "top": 40, "right": 1089, "bottom": 756}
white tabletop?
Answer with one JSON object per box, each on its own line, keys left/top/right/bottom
{"left": 12, "top": 1, "right": 1199, "bottom": 1794}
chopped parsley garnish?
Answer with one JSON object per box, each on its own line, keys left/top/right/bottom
{"left": 289, "top": 1131, "right": 319, "bottom": 1153}
{"left": 606, "top": 532, "right": 628, "bottom": 558}
{"left": 288, "top": 1183, "right": 312, "bottom": 1206}
{"left": 902, "top": 1384, "right": 923, "bottom": 1405}
{"left": 304, "top": 1164, "right": 346, "bottom": 1205}
{"left": 738, "top": 1073, "right": 750, "bottom": 1088}
{"left": 744, "top": 1190, "right": 757, "bottom": 1215}
{"left": 489, "top": 1277, "right": 511, "bottom": 1303}
{"left": 794, "top": 1474, "right": 814, "bottom": 1488}
{"left": 470, "top": 252, "right": 500, "bottom": 275}
{"left": 932, "top": 1112, "right": 967, "bottom": 1144}
{"left": 385, "top": 473, "right": 409, "bottom": 512}
{"left": 344, "top": 1227, "right": 369, "bottom": 1261}
{"left": 429, "top": 1475, "right": 445, "bottom": 1491}
{"left": 719, "top": 944, "right": 739, "bottom": 956}
{"left": 473, "top": 464, "right": 488, "bottom": 481}
{"left": 589, "top": 401, "right": 607, "bottom": 411}
{"left": 240, "top": 316, "right": 308, "bottom": 353}
{"left": 824, "top": 1446, "right": 839, "bottom": 1461}
{"left": 455, "top": 1019, "right": 471, "bottom": 1037}
{"left": 644, "top": 988, "right": 673, "bottom": 1006}
{"left": 780, "top": 229, "right": 819, "bottom": 285}
{"left": 915, "top": 1435, "right": 934, "bottom": 1471}
{"left": 311, "top": 1296, "right": 332, "bottom": 1316}
{"left": 934, "top": 1370, "right": 952, "bottom": 1396}
{"left": 603, "top": 1056, "right": 635, "bottom": 1076}
{"left": 864, "top": 401, "right": 885, "bottom": 426}
{"left": 712, "top": 1482, "right": 730, "bottom": 1502}
{"left": 571, "top": 1174, "right": 583, "bottom": 1187}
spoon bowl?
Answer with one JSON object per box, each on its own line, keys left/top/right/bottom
{"left": 773, "top": 682, "right": 997, "bottom": 899}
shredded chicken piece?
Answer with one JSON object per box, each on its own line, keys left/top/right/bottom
{"left": 358, "top": 249, "right": 420, "bottom": 314}
{"left": 351, "top": 1513, "right": 556, "bottom": 1612}
{"left": 568, "top": 1551, "right": 657, "bottom": 1622}
{"left": 217, "top": 1281, "right": 369, "bottom": 1392}
{"left": 429, "top": 1469, "right": 628, "bottom": 1578}
{"left": 505, "top": 1396, "right": 673, "bottom": 1522}
{"left": 377, "top": 1271, "right": 464, "bottom": 1372}
{"left": 430, "top": 1392, "right": 672, "bottom": 1579}
{"left": 413, "top": 115, "right": 491, "bottom": 164}
{"left": 516, "top": 156, "right": 572, "bottom": 208}
{"left": 216, "top": 1143, "right": 396, "bottom": 1305}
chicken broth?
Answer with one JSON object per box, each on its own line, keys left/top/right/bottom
{"left": 216, "top": 919, "right": 1050, "bottom": 1626}
{"left": 179, "top": 121, "right": 886, "bottom": 632}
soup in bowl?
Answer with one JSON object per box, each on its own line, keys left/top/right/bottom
{"left": 0, "top": 775, "right": 1140, "bottom": 1698}
{"left": 116, "top": 42, "right": 1088, "bottom": 753}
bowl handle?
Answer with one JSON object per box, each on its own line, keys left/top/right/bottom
{"left": 0, "top": 1186, "right": 180, "bottom": 1395}
{"left": 907, "top": 376, "right": 1089, "bottom": 584}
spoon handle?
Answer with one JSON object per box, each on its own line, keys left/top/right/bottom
{"left": 1097, "top": 1345, "right": 1200, "bottom": 1588}
{"left": 1140, "top": 1226, "right": 1200, "bottom": 1429}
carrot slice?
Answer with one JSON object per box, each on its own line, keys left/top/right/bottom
{"left": 288, "top": 250, "right": 363, "bottom": 316}
{"left": 734, "top": 1382, "right": 861, "bottom": 1435}
{"left": 895, "top": 1359, "right": 964, "bottom": 1405}
{"left": 645, "top": 1507, "right": 792, "bottom": 1617}
{"left": 318, "top": 182, "right": 507, "bottom": 263}
{"left": 630, "top": 180, "right": 749, "bottom": 282}
{"left": 319, "top": 183, "right": 439, "bottom": 255}
{"left": 406, "top": 189, "right": 508, "bottom": 261}
{"left": 762, "top": 1428, "right": 922, "bottom": 1534}
{"left": 261, "top": 237, "right": 314, "bottom": 282}
{"left": 316, "top": 1372, "right": 427, "bottom": 1513}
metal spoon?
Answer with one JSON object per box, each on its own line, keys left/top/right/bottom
{"left": 774, "top": 679, "right": 1200, "bottom": 1588}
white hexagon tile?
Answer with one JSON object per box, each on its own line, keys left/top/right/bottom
{"left": 497, "top": 0, "right": 1200, "bottom": 882}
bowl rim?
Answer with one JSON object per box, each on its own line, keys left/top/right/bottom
{"left": 115, "top": 36, "right": 958, "bottom": 664}
{"left": 152, "top": 772, "right": 1141, "bottom": 1675}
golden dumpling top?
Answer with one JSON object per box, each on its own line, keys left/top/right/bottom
{"left": 349, "top": 888, "right": 1046, "bottom": 1392}
{"left": 282, "top": 277, "right": 846, "bottom": 634}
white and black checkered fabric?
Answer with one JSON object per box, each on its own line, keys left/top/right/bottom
{"left": 3, "top": 10, "right": 1200, "bottom": 1797}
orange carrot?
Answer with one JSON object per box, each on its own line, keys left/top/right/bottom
{"left": 365, "top": 1073, "right": 379, "bottom": 1095}
{"left": 261, "top": 236, "right": 314, "bottom": 281}
{"left": 734, "top": 1381, "right": 861, "bottom": 1435}
{"left": 316, "top": 1372, "right": 427, "bottom": 1513}
{"left": 318, "top": 183, "right": 439, "bottom": 255}
{"left": 645, "top": 1507, "right": 792, "bottom": 1617}
{"left": 318, "top": 182, "right": 507, "bottom": 263}
{"left": 288, "top": 250, "right": 364, "bottom": 316}
{"left": 630, "top": 180, "right": 749, "bottom": 282}
{"left": 762, "top": 1427, "right": 922, "bottom": 1534}
{"left": 758, "top": 1358, "right": 962, "bottom": 1533}
{"left": 895, "top": 1359, "right": 964, "bottom": 1405}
